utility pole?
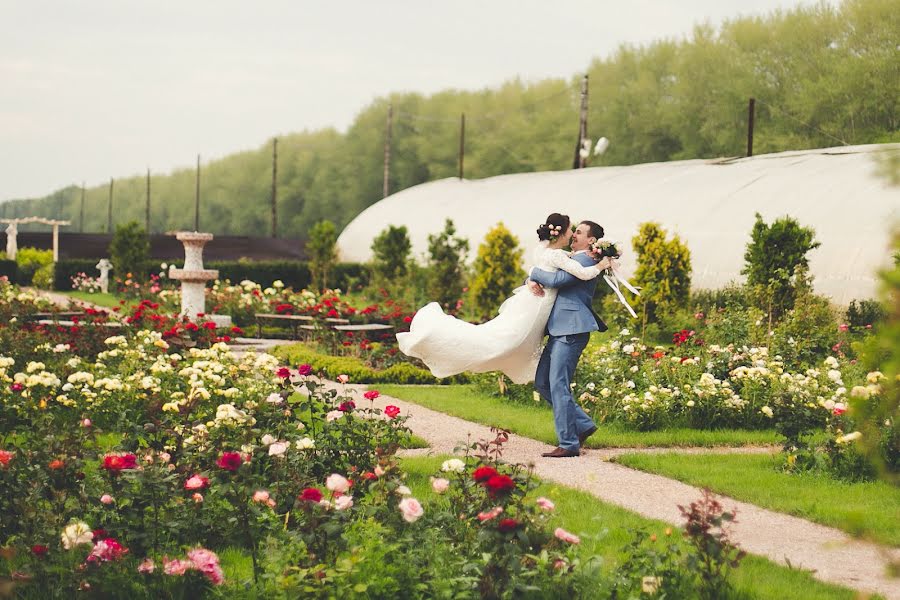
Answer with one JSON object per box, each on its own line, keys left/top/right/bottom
{"left": 194, "top": 154, "right": 200, "bottom": 231}
{"left": 79, "top": 182, "right": 85, "bottom": 233}
{"left": 747, "top": 98, "right": 756, "bottom": 157}
{"left": 458, "top": 113, "right": 466, "bottom": 180}
{"left": 572, "top": 75, "right": 589, "bottom": 169}
{"left": 383, "top": 103, "right": 392, "bottom": 198}
{"left": 145, "top": 168, "right": 151, "bottom": 233}
{"left": 271, "top": 138, "right": 278, "bottom": 238}
{"left": 107, "top": 178, "right": 114, "bottom": 233}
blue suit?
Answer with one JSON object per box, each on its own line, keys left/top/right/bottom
{"left": 529, "top": 252, "right": 607, "bottom": 452}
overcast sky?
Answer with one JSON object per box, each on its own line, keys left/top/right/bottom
{"left": 0, "top": 0, "right": 817, "bottom": 201}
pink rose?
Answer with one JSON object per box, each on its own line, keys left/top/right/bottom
{"left": 252, "top": 490, "right": 276, "bottom": 508}
{"left": 364, "top": 390, "right": 380, "bottom": 400}
{"left": 100, "top": 494, "right": 115, "bottom": 505}
{"left": 137, "top": 558, "right": 155, "bottom": 574}
{"left": 326, "top": 473, "right": 350, "bottom": 494}
{"left": 163, "top": 557, "right": 191, "bottom": 576}
{"left": 536, "top": 497, "right": 555, "bottom": 512}
{"left": 81, "top": 418, "right": 92, "bottom": 428}
{"left": 554, "top": 527, "right": 581, "bottom": 544}
{"left": 192, "top": 493, "right": 204, "bottom": 503}
{"left": 296, "top": 364, "right": 312, "bottom": 376}
{"left": 477, "top": 506, "right": 504, "bottom": 522}
{"left": 334, "top": 495, "right": 354, "bottom": 511}
{"left": 184, "top": 475, "right": 209, "bottom": 490}
{"left": 337, "top": 374, "right": 350, "bottom": 384}
{"left": 431, "top": 477, "right": 450, "bottom": 494}
{"left": 398, "top": 497, "right": 424, "bottom": 523}
{"left": 187, "top": 548, "right": 224, "bottom": 586}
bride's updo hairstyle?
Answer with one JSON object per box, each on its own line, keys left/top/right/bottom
{"left": 537, "top": 213, "right": 570, "bottom": 242}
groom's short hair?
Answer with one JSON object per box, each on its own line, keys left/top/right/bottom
{"left": 580, "top": 220, "right": 604, "bottom": 239}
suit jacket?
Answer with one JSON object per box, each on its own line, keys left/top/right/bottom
{"left": 530, "top": 251, "right": 608, "bottom": 336}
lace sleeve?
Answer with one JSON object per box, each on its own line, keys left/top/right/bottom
{"left": 548, "top": 250, "right": 601, "bottom": 280}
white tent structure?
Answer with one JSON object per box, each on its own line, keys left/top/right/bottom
{"left": 337, "top": 144, "right": 900, "bottom": 303}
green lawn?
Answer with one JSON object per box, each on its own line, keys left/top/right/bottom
{"left": 399, "top": 455, "right": 864, "bottom": 600}
{"left": 378, "top": 384, "right": 780, "bottom": 448}
{"left": 614, "top": 452, "right": 900, "bottom": 547}
{"left": 62, "top": 290, "right": 125, "bottom": 309}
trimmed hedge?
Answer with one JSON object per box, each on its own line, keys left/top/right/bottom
{"left": 0, "top": 260, "right": 17, "bottom": 281}
{"left": 272, "top": 343, "right": 468, "bottom": 385}
{"left": 54, "top": 258, "right": 368, "bottom": 292}
{"left": 210, "top": 261, "right": 310, "bottom": 290}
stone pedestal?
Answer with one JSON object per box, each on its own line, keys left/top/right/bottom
{"left": 168, "top": 232, "right": 232, "bottom": 328}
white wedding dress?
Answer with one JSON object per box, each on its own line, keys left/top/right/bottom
{"left": 396, "top": 242, "right": 602, "bottom": 384}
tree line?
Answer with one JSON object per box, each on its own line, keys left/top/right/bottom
{"left": 2, "top": 0, "right": 896, "bottom": 239}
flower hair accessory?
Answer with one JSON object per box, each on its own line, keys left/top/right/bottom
{"left": 545, "top": 223, "right": 563, "bottom": 241}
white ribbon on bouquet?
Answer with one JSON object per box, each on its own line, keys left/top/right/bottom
{"left": 602, "top": 259, "right": 640, "bottom": 318}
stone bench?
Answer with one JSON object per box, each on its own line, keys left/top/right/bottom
{"left": 19, "top": 311, "right": 87, "bottom": 321}
{"left": 255, "top": 313, "right": 314, "bottom": 338}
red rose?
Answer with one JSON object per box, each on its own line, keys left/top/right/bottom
{"left": 231, "top": 326, "right": 244, "bottom": 335}
{"left": 203, "top": 321, "right": 217, "bottom": 330}
{"left": 298, "top": 488, "right": 323, "bottom": 503}
{"left": 10, "top": 383, "right": 23, "bottom": 392}
{"left": 92, "top": 529, "right": 108, "bottom": 541}
{"left": 338, "top": 401, "right": 355, "bottom": 412}
{"left": 361, "top": 472, "right": 377, "bottom": 481}
{"left": 216, "top": 452, "right": 243, "bottom": 472}
{"left": 497, "top": 518, "right": 519, "bottom": 533}
{"left": 472, "top": 466, "right": 498, "bottom": 483}
{"left": 484, "top": 474, "right": 516, "bottom": 497}
{"left": 403, "top": 316, "right": 413, "bottom": 323}
{"left": 384, "top": 405, "right": 401, "bottom": 419}
{"left": 363, "top": 390, "right": 380, "bottom": 400}
{"left": 185, "top": 322, "right": 199, "bottom": 332}
{"left": 102, "top": 453, "right": 137, "bottom": 472}
{"left": 276, "top": 367, "right": 292, "bottom": 379}
{"left": 297, "top": 364, "right": 312, "bottom": 376}
{"left": 31, "top": 545, "right": 49, "bottom": 558}
{"left": 48, "top": 459, "right": 65, "bottom": 470}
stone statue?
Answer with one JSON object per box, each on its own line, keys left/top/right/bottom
{"left": 96, "top": 258, "right": 112, "bottom": 294}
{"left": 5, "top": 222, "right": 17, "bottom": 261}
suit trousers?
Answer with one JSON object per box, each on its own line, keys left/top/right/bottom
{"left": 534, "top": 332, "right": 596, "bottom": 452}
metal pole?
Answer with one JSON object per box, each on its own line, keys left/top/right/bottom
{"left": 747, "top": 98, "right": 756, "bottom": 157}
{"left": 573, "top": 75, "right": 589, "bottom": 169}
{"left": 271, "top": 138, "right": 278, "bottom": 238}
{"left": 146, "top": 168, "right": 151, "bottom": 233}
{"left": 383, "top": 104, "right": 392, "bottom": 198}
{"left": 458, "top": 113, "right": 465, "bottom": 179}
{"left": 79, "top": 182, "right": 85, "bottom": 233}
{"left": 107, "top": 178, "right": 114, "bottom": 233}
{"left": 194, "top": 154, "right": 200, "bottom": 231}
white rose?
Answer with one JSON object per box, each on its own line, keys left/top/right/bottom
{"left": 268, "top": 442, "right": 289, "bottom": 456}
{"left": 326, "top": 474, "right": 350, "bottom": 494}
{"left": 61, "top": 521, "right": 93, "bottom": 549}
{"left": 441, "top": 458, "right": 465, "bottom": 473}
{"left": 334, "top": 495, "right": 353, "bottom": 511}
{"left": 295, "top": 437, "right": 315, "bottom": 450}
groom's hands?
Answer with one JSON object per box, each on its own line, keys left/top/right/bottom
{"left": 527, "top": 280, "right": 545, "bottom": 297}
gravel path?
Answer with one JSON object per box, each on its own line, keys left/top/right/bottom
{"left": 345, "top": 383, "right": 899, "bottom": 599}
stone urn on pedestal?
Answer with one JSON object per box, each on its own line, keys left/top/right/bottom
{"left": 168, "top": 232, "right": 231, "bottom": 328}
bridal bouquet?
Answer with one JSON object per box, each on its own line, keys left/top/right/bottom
{"left": 588, "top": 239, "right": 641, "bottom": 318}
{"left": 588, "top": 239, "right": 621, "bottom": 263}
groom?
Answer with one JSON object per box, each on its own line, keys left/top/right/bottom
{"left": 527, "top": 220, "right": 608, "bottom": 458}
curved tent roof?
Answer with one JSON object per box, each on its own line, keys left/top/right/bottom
{"left": 337, "top": 144, "right": 900, "bottom": 303}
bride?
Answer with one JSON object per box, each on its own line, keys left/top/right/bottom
{"left": 397, "top": 213, "right": 610, "bottom": 384}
